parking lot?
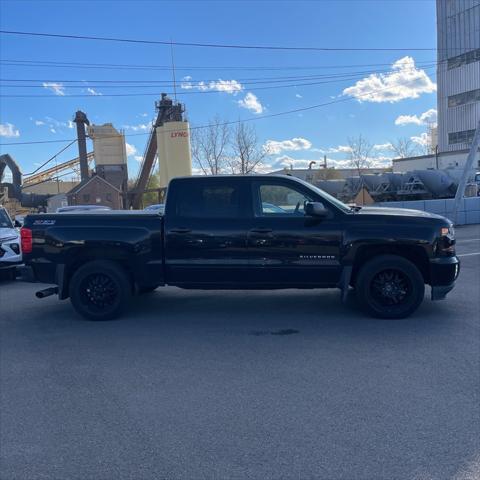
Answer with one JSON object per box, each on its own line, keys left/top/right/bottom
{"left": 0, "top": 224, "right": 479, "bottom": 480}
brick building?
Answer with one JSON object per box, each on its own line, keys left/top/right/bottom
{"left": 66, "top": 175, "right": 122, "bottom": 210}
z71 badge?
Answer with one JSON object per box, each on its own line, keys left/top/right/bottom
{"left": 33, "top": 219, "right": 56, "bottom": 226}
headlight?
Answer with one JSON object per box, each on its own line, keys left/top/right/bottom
{"left": 0, "top": 235, "right": 18, "bottom": 243}
{"left": 440, "top": 226, "right": 455, "bottom": 239}
{"left": 437, "top": 225, "right": 455, "bottom": 256}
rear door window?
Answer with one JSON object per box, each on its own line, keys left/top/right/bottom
{"left": 174, "top": 181, "right": 244, "bottom": 219}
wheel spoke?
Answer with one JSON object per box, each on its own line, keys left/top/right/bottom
{"left": 80, "top": 273, "right": 118, "bottom": 311}
{"left": 370, "top": 268, "right": 411, "bottom": 307}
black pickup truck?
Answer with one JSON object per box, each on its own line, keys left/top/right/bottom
{"left": 21, "top": 175, "right": 459, "bottom": 320}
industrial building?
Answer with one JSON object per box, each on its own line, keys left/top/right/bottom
{"left": 393, "top": 148, "right": 480, "bottom": 172}
{"left": 436, "top": 0, "right": 480, "bottom": 152}
{"left": 391, "top": 0, "right": 479, "bottom": 174}
{"left": 268, "top": 167, "right": 389, "bottom": 182}
{"left": 66, "top": 175, "right": 123, "bottom": 210}
{"left": 129, "top": 93, "right": 191, "bottom": 208}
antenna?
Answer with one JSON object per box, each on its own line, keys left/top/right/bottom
{"left": 170, "top": 38, "right": 177, "bottom": 102}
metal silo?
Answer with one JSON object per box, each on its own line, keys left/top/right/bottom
{"left": 156, "top": 121, "right": 192, "bottom": 189}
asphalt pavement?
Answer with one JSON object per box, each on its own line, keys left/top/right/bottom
{"left": 1, "top": 225, "right": 479, "bottom": 480}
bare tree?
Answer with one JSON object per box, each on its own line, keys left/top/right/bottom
{"left": 190, "top": 116, "right": 230, "bottom": 175}
{"left": 390, "top": 137, "right": 421, "bottom": 158}
{"left": 347, "top": 134, "right": 374, "bottom": 174}
{"left": 229, "top": 121, "right": 266, "bottom": 174}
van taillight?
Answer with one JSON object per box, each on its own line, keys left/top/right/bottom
{"left": 20, "top": 228, "right": 32, "bottom": 254}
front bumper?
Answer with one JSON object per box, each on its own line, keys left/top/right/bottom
{"left": 0, "top": 260, "right": 23, "bottom": 270}
{"left": 429, "top": 255, "right": 460, "bottom": 301}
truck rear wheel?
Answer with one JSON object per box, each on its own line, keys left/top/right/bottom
{"left": 69, "top": 260, "right": 131, "bottom": 321}
{"left": 355, "top": 254, "right": 425, "bottom": 319}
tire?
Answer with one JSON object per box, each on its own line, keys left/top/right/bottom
{"left": 9, "top": 267, "right": 17, "bottom": 281}
{"left": 0, "top": 267, "right": 16, "bottom": 282}
{"left": 69, "top": 260, "right": 132, "bottom": 321}
{"left": 355, "top": 254, "right": 425, "bottom": 319}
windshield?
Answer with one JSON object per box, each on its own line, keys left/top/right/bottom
{"left": 0, "top": 209, "right": 14, "bottom": 228}
{"left": 292, "top": 177, "right": 352, "bottom": 214}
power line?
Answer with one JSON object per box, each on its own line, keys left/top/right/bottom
{"left": 0, "top": 62, "right": 439, "bottom": 86}
{"left": 0, "top": 65, "right": 437, "bottom": 98}
{"left": 0, "top": 29, "right": 439, "bottom": 51}
{"left": 0, "top": 76, "right": 439, "bottom": 147}
{"left": 0, "top": 58, "right": 439, "bottom": 72}
{"left": 22, "top": 140, "right": 77, "bottom": 175}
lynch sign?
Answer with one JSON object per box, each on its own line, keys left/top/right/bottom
{"left": 170, "top": 131, "right": 188, "bottom": 138}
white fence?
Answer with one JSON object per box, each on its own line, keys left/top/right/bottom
{"left": 375, "top": 197, "right": 480, "bottom": 225}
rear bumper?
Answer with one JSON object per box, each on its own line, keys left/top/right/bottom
{"left": 429, "top": 255, "right": 460, "bottom": 301}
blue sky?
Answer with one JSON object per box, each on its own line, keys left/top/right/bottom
{"left": 0, "top": 0, "right": 438, "bottom": 178}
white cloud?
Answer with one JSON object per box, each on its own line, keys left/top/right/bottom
{"left": 86, "top": 87, "right": 102, "bottom": 96}
{"left": 328, "top": 145, "right": 353, "bottom": 154}
{"left": 0, "top": 123, "right": 20, "bottom": 138}
{"left": 181, "top": 77, "right": 243, "bottom": 95}
{"left": 373, "top": 142, "right": 394, "bottom": 151}
{"left": 395, "top": 108, "right": 437, "bottom": 126}
{"left": 123, "top": 122, "right": 153, "bottom": 132}
{"left": 134, "top": 155, "right": 143, "bottom": 162}
{"left": 295, "top": 93, "right": 303, "bottom": 98}
{"left": 270, "top": 155, "right": 317, "bottom": 170}
{"left": 33, "top": 116, "right": 74, "bottom": 132}
{"left": 264, "top": 137, "right": 312, "bottom": 155}
{"left": 125, "top": 143, "right": 137, "bottom": 157}
{"left": 238, "top": 92, "right": 264, "bottom": 114}
{"left": 411, "top": 132, "right": 429, "bottom": 146}
{"left": 42, "top": 82, "right": 66, "bottom": 96}
{"left": 343, "top": 56, "right": 436, "bottom": 103}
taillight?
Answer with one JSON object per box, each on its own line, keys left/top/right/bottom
{"left": 20, "top": 227, "right": 32, "bottom": 254}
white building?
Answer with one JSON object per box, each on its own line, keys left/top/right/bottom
{"left": 392, "top": 148, "right": 480, "bottom": 172}
{"left": 436, "top": 0, "right": 480, "bottom": 152}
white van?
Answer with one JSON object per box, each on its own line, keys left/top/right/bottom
{"left": 0, "top": 206, "right": 22, "bottom": 280}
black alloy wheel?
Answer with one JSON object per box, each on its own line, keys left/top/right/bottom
{"left": 355, "top": 254, "right": 425, "bottom": 319}
{"left": 69, "top": 260, "right": 131, "bottom": 321}
{"left": 79, "top": 273, "right": 119, "bottom": 311}
{"left": 370, "top": 269, "right": 411, "bottom": 307}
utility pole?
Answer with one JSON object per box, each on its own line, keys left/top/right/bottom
{"left": 452, "top": 120, "right": 480, "bottom": 225}
{"left": 73, "top": 111, "right": 90, "bottom": 182}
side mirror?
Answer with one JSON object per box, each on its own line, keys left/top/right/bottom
{"left": 305, "top": 202, "right": 328, "bottom": 218}
{"left": 14, "top": 220, "right": 22, "bottom": 228}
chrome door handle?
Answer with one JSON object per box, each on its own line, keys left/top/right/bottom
{"left": 250, "top": 228, "right": 273, "bottom": 234}
{"left": 171, "top": 228, "right": 191, "bottom": 234}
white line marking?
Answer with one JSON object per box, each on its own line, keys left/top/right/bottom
{"left": 457, "top": 252, "right": 480, "bottom": 257}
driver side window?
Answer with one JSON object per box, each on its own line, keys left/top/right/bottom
{"left": 257, "top": 183, "right": 312, "bottom": 216}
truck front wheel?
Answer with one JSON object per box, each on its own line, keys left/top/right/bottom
{"left": 355, "top": 254, "right": 425, "bottom": 319}
{"left": 69, "top": 260, "right": 132, "bottom": 321}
